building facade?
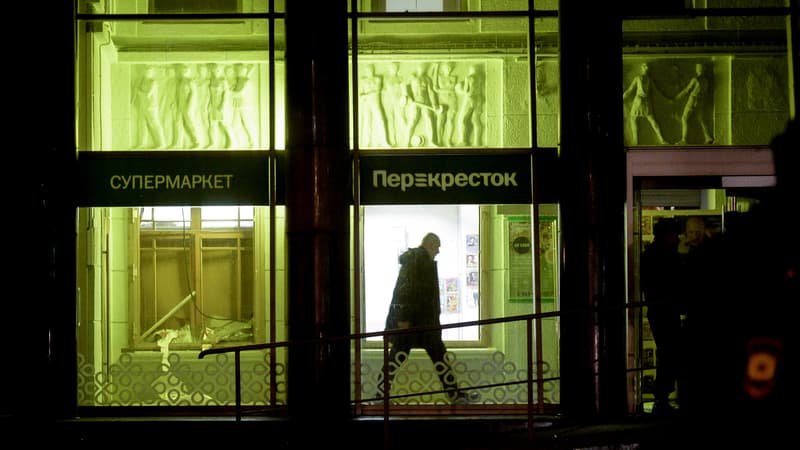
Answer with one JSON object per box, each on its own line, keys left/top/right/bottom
{"left": 7, "top": 0, "right": 798, "bottom": 446}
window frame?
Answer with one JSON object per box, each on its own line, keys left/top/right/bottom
{"left": 131, "top": 206, "right": 259, "bottom": 351}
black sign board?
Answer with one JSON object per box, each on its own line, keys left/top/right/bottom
{"left": 358, "top": 153, "right": 532, "bottom": 204}
{"left": 78, "top": 151, "right": 270, "bottom": 207}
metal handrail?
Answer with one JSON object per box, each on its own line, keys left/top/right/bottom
{"left": 199, "top": 309, "right": 564, "bottom": 431}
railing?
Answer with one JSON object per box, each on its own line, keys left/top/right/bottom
{"left": 199, "top": 309, "right": 565, "bottom": 440}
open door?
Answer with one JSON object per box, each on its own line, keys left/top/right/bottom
{"left": 625, "top": 146, "right": 775, "bottom": 414}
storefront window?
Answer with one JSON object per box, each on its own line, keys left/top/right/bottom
{"left": 350, "top": 3, "right": 561, "bottom": 408}
{"left": 363, "top": 204, "right": 481, "bottom": 342}
{"left": 75, "top": 4, "right": 286, "bottom": 408}
{"left": 136, "top": 206, "right": 256, "bottom": 350}
{"left": 76, "top": 205, "right": 285, "bottom": 407}
{"left": 358, "top": 203, "right": 561, "bottom": 406}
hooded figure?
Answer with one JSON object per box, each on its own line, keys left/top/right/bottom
{"left": 385, "top": 238, "right": 441, "bottom": 337}
{"left": 381, "top": 233, "right": 469, "bottom": 404}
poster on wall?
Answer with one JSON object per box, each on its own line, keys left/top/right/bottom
{"left": 466, "top": 234, "right": 479, "bottom": 253}
{"left": 466, "top": 254, "right": 478, "bottom": 267}
{"left": 446, "top": 294, "right": 460, "bottom": 313}
{"left": 508, "top": 216, "right": 533, "bottom": 302}
{"left": 467, "top": 271, "right": 479, "bottom": 287}
{"left": 538, "top": 216, "right": 558, "bottom": 301}
{"left": 442, "top": 277, "right": 459, "bottom": 314}
{"left": 444, "top": 277, "right": 458, "bottom": 293}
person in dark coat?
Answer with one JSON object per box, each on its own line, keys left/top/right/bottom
{"left": 683, "top": 119, "right": 799, "bottom": 447}
{"left": 640, "top": 217, "right": 685, "bottom": 415}
{"left": 382, "top": 232, "right": 468, "bottom": 403}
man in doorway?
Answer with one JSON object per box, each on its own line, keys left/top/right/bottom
{"left": 641, "top": 218, "right": 684, "bottom": 415}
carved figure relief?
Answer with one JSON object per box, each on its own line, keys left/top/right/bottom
{"left": 434, "top": 62, "right": 458, "bottom": 147}
{"left": 226, "top": 63, "right": 256, "bottom": 148}
{"left": 535, "top": 59, "right": 558, "bottom": 105}
{"left": 380, "top": 62, "right": 406, "bottom": 147}
{"left": 131, "top": 62, "right": 259, "bottom": 150}
{"left": 160, "top": 65, "right": 180, "bottom": 148}
{"left": 207, "top": 63, "right": 233, "bottom": 149}
{"left": 174, "top": 64, "right": 201, "bottom": 148}
{"left": 194, "top": 63, "right": 212, "bottom": 147}
{"left": 132, "top": 65, "right": 167, "bottom": 149}
{"left": 359, "top": 60, "right": 487, "bottom": 148}
{"left": 454, "top": 64, "right": 484, "bottom": 147}
{"left": 622, "top": 59, "right": 716, "bottom": 146}
{"left": 675, "top": 63, "right": 713, "bottom": 145}
{"left": 622, "top": 62, "right": 669, "bottom": 145}
{"left": 359, "top": 64, "right": 389, "bottom": 147}
{"left": 404, "top": 63, "right": 440, "bottom": 147}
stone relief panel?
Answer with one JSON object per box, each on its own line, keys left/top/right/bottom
{"left": 622, "top": 58, "right": 717, "bottom": 146}
{"left": 732, "top": 57, "right": 790, "bottom": 145}
{"left": 118, "top": 57, "right": 789, "bottom": 150}
{"left": 130, "top": 62, "right": 261, "bottom": 150}
{"left": 534, "top": 57, "right": 559, "bottom": 147}
{"left": 358, "top": 60, "right": 490, "bottom": 148}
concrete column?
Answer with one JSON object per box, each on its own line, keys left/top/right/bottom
{"left": 284, "top": 0, "right": 352, "bottom": 433}
{"left": 557, "top": 0, "right": 628, "bottom": 421}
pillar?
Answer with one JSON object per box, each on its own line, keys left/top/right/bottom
{"left": 557, "top": 0, "right": 628, "bottom": 421}
{"left": 284, "top": 0, "right": 352, "bottom": 440}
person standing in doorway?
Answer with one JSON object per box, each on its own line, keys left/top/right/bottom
{"left": 679, "top": 216, "right": 719, "bottom": 260}
{"left": 640, "top": 218, "right": 685, "bottom": 416}
{"left": 382, "top": 233, "right": 470, "bottom": 404}
{"left": 678, "top": 214, "right": 721, "bottom": 415}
